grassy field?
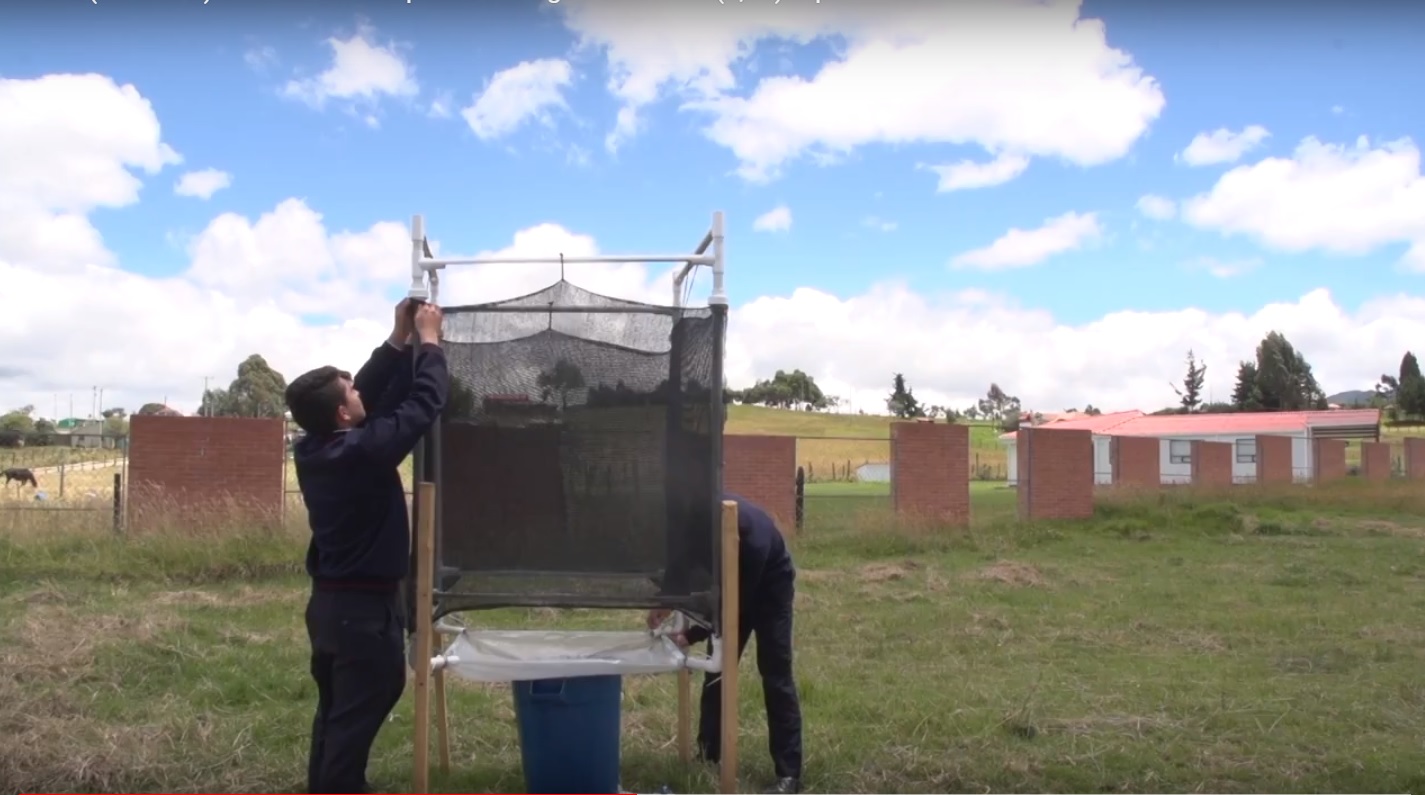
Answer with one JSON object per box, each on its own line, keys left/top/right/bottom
{"left": 0, "top": 446, "right": 123, "bottom": 470}
{"left": 725, "top": 405, "right": 1008, "bottom": 480}
{"left": 5, "top": 479, "right": 1425, "bottom": 794}
{"left": 0, "top": 456, "right": 124, "bottom": 511}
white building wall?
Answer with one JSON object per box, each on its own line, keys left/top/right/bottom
{"left": 1152, "top": 432, "right": 1309, "bottom": 484}
{"left": 1005, "top": 430, "right": 1312, "bottom": 487}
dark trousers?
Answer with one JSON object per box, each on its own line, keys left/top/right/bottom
{"left": 697, "top": 574, "right": 803, "bottom": 780}
{"left": 305, "top": 588, "right": 407, "bottom": 794}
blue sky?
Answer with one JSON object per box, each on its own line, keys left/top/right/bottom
{"left": 2, "top": 0, "right": 1424, "bottom": 415}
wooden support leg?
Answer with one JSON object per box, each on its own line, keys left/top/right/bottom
{"left": 719, "top": 499, "right": 741, "bottom": 795}
{"left": 677, "top": 667, "right": 692, "bottom": 764}
{"left": 412, "top": 482, "right": 436, "bottom": 794}
{"left": 434, "top": 643, "right": 451, "bottom": 775}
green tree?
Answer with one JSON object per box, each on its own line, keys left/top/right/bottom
{"left": 1385, "top": 351, "right": 1425, "bottom": 418}
{"left": 136, "top": 402, "right": 170, "bottom": 416}
{"left": 203, "top": 354, "right": 289, "bottom": 417}
{"left": 1232, "top": 361, "right": 1260, "bottom": 410}
{"left": 737, "top": 369, "right": 828, "bottom": 411}
{"left": 1172, "top": 350, "right": 1207, "bottom": 412}
{"left": 976, "top": 383, "right": 1020, "bottom": 426}
{"left": 0, "top": 405, "right": 36, "bottom": 434}
{"left": 885, "top": 373, "right": 924, "bottom": 418}
{"left": 537, "top": 359, "right": 587, "bottom": 410}
{"left": 1250, "top": 331, "right": 1326, "bottom": 411}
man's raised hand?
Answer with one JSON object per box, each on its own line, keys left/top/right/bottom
{"left": 414, "top": 302, "right": 443, "bottom": 345}
{"left": 390, "top": 298, "right": 414, "bottom": 345}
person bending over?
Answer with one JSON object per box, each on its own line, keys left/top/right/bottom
{"left": 284, "top": 299, "right": 449, "bottom": 795}
{"left": 648, "top": 493, "right": 804, "bottom": 795}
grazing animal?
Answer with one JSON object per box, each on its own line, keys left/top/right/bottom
{"left": 2, "top": 467, "right": 38, "bottom": 488}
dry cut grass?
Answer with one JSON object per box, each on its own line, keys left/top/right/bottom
{"left": 4, "top": 479, "right": 1425, "bottom": 793}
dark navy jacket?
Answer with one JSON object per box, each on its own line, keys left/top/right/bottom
{"left": 293, "top": 341, "right": 449, "bottom": 587}
{"left": 686, "top": 492, "right": 794, "bottom": 644}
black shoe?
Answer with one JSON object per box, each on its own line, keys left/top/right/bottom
{"left": 767, "top": 777, "right": 802, "bottom": 794}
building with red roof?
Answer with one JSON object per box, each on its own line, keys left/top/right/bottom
{"left": 999, "top": 408, "right": 1381, "bottom": 486}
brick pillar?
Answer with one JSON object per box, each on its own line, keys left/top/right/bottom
{"left": 1110, "top": 436, "right": 1160, "bottom": 488}
{"left": 1360, "top": 441, "right": 1392, "bottom": 480}
{"left": 128, "top": 415, "right": 286, "bottom": 526}
{"left": 723, "top": 434, "right": 797, "bottom": 536}
{"left": 1312, "top": 438, "right": 1347, "bottom": 483}
{"left": 1404, "top": 437, "right": 1425, "bottom": 479}
{"left": 889, "top": 420, "right": 969, "bottom": 526}
{"left": 1190, "top": 441, "right": 1233, "bottom": 487}
{"left": 1254, "top": 434, "right": 1294, "bottom": 485}
{"left": 1017, "top": 427, "right": 1094, "bottom": 521}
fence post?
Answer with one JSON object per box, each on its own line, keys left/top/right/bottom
{"left": 112, "top": 472, "right": 122, "bottom": 533}
{"left": 794, "top": 466, "right": 805, "bottom": 533}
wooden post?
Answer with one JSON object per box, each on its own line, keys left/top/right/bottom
{"left": 677, "top": 668, "right": 692, "bottom": 764}
{"left": 719, "top": 499, "right": 741, "bottom": 795}
{"left": 412, "top": 482, "right": 436, "bottom": 793}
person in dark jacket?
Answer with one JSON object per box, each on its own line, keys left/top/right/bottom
{"left": 285, "top": 298, "right": 449, "bottom": 795}
{"left": 648, "top": 493, "right": 804, "bottom": 794}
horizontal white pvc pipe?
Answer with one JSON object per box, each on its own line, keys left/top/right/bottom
{"left": 421, "top": 254, "right": 715, "bottom": 268}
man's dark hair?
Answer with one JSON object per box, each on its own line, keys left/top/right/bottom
{"left": 285, "top": 365, "right": 352, "bottom": 435}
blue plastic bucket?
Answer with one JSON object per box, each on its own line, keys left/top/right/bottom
{"left": 512, "top": 675, "right": 623, "bottom": 793}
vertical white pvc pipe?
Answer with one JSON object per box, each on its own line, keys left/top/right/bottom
{"left": 708, "top": 211, "right": 727, "bottom": 306}
{"left": 410, "top": 214, "right": 429, "bottom": 300}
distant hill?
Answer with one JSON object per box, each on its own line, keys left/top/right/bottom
{"left": 1326, "top": 389, "right": 1375, "bottom": 407}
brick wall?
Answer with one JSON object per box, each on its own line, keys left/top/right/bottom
{"left": 1254, "top": 434, "right": 1295, "bottom": 485}
{"left": 1110, "top": 436, "right": 1160, "bottom": 489}
{"left": 889, "top": 420, "right": 969, "bottom": 526}
{"left": 724, "top": 434, "right": 797, "bottom": 536}
{"left": 1313, "top": 438, "right": 1347, "bottom": 483}
{"left": 1403, "top": 437, "right": 1425, "bottom": 479}
{"left": 127, "top": 416, "right": 285, "bottom": 525}
{"left": 1190, "top": 441, "right": 1233, "bottom": 487}
{"left": 1360, "top": 441, "right": 1392, "bottom": 480}
{"left": 1016, "top": 427, "right": 1094, "bottom": 521}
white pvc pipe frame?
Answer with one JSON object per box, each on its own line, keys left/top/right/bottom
{"left": 407, "top": 211, "right": 729, "bottom": 677}
{"left": 407, "top": 211, "right": 727, "bottom": 309}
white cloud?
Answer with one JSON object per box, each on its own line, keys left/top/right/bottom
{"left": 863, "top": 216, "right": 897, "bottom": 232}
{"left": 427, "top": 90, "right": 454, "bottom": 119}
{"left": 1181, "top": 135, "right": 1425, "bottom": 269}
{"left": 282, "top": 23, "right": 418, "bottom": 111}
{"left": 0, "top": 73, "right": 182, "bottom": 272}
{"left": 244, "top": 46, "right": 279, "bottom": 73}
{"left": 925, "top": 153, "right": 1030, "bottom": 192}
{"left": 1185, "top": 256, "right": 1263, "bottom": 279}
{"left": 951, "top": 211, "right": 1102, "bottom": 271}
{"left": 461, "top": 58, "right": 574, "bottom": 140}
{"left": 173, "top": 168, "right": 232, "bottom": 200}
{"left": 725, "top": 285, "right": 1421, "bottom": 414}
{"left": 557, "top": 0, "right": 1164, "bottom": 179}
{"left": 753, "top": 205, "right": 792, "bottom": 233}
{"left": 6, "top": 70, "right": 1424, "bottom": 427}
{"left": 1136, "top": 193, "right": 1176, "bottom": 220}
{"left": 1179, "top": 125, "right": 1270, "bottom": 166}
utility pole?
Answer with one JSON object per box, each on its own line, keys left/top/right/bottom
{"left": 203, "top": 376, "right": 211, "bottom": 417}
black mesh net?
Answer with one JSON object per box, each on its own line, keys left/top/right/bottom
{"left": 421, "top": 279, "right": 725, "bottom": 626}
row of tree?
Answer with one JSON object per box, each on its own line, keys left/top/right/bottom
{"left": 6, "top": 328, "right": 1419, "bottom": 447}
